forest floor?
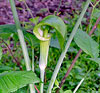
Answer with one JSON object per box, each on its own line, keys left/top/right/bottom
{"left": 0, "top": 0, "right": 85, "bottom": 25}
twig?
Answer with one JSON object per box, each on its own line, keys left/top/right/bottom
{"left": 56, "top": 16, "right": 100, "bottom": 93}
{"left": 23, "top": 0, "right": 34, "bottom": 19}
{"left": 88, "top": 0, "right": 100, "bottom": 31}
{"left": 34, "top": 85, "right": 40, "bottom": 93}
{"left": 0, "top": 38, "right": 22, "bottom": 70}
{"left": 23, "top": 0, "right": 36, "bottom": 92}
{"left": 56, "top": 0, "right": 62, "bottom": 15}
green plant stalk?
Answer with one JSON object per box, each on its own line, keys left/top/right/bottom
{"left": 39, "top": 29, "right": 50, "bottom": 93}
{"left": 23, "top": 0, "right": 35, "bottom": 92}
{"left": 47, "top": 0, "right": 91, "bottom": 92}
{"left": 9, "top": 0, "right": 34, "bottom": 93}
{"left": 40, "top": 40, "right": 50, "bottom": 93}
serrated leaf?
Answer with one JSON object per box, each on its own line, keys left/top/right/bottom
{"left": 88, "top": 58, "right": 100, "bottom": 66}
{"left": 0, "top": 47, "right": 2, "bottom": 60}
{"left": 0, "top": 71, "right": 40, "bottom": 93}
{"left": 74, "top": 29, "right": 99, "bottom": 58}
{"left": 33, "top": 15, "right": 66, "bottom": 49}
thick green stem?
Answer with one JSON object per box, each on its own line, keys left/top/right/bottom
{"left": 39, "top": 28, "right": 50, "bottom": 93}
{"left": 9, "top": 0, "right": 31, "bottom": 70}
{"left": 9, "top": 0, "right": 34, "bottom": 92}
{"left": 39, "top": 40, "right": 50, "bottom": 93}
{"left": 47, "top": 0, "right": 91, "bottom": 92}
{"left": 23, "top": 0, "right": 35, "bottom": 92}
{"left": 39, "top": 41, "right": 49, "bottom": 70}
{"left": 40, "top": 69, "right": 45, "bottom": 93}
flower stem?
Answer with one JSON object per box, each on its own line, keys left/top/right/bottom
{"left": 39, "top": 40, "right": 50, "bottom": 93}
{"left": 47, "top": 0, "right": 91, "bottom": 92}
{"left": 39, "top": 28, "right": 50, "bottom": 93}
{"left": 9, "top": 0, "right": 34, "bottom": 92}
{"left": 40, "top": 69, "right": 45, "bottom": 93}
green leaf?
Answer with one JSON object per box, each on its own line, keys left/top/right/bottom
{"left": 0, "top": 65, "right": 13, "bottom": 71}
{"left": 74, "top": 29, "right": 99, "bottom": 58}
{"left": 64, "top": 90, "right": 72, "bottom": 93}
{"left": 13, "top": 87, "right": 27, "bottom": 93}
{"left": 88, "top": 58, "right": 100, "bottom": 66}
{"left": 0, "top": 71, "right": 40, "bottom": 93}
{"left": 50, "top": 37, "right": 60, "bottom": 49}
{"left": 93, "top": 8, "right": 100, "bottom": 19}
{"left": 25, "top": 33, "right": 39, "bottom": 48}
{"left": 0, "top": 24, "right": 17, "bottom": 34}
{"left": 0, "top": 24, "right": 17, "bottom": 39}
{"left": 29, "top": 17, "right": 39, "bottom": 25}
{"left": 33, "top": 15, "right": 66, "bottom": 49}
{"left": 55, "top": 79, "right": 59, "bottom": 87}
{"left": 0, "top": 24, "right": 39, "bottom": 47}
{"left": 0, "top": 47, "right": 2, "bottom": 60}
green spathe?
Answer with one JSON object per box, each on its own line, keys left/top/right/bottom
{"left": 33, "top": 15, "right": 66, "bottom": 49}
{"left": 33, "top": 15, "right": 66, "bottom": 93}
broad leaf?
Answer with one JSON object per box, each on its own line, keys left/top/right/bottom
{"left": 0, "top": 65, "right": 13, "bottom": 71}
{"left": 74, "top": 29, "right": 99, "bottom": 58}
{"left": 0, "top": 24, "right": 64, "bottom": 49}
{"left": 0, "top": 24, "right": 17, "bottom": 34}
{"left": 93, "top": 8, "right": 100, "bottom": 19}
{"left": 33, "top": 15, "right": 66, "bottom": 49}
{"left": 0, "top": 24, "right": 39, "bottom": 47}
{"left": 50, "top": 37, "right": 60, "bottom": 49}
{"left": 0, "top": 24, "right": 17, "bottom": 39}
{"left": 88, "top": 58, "right": 100, "bottom": 66}
{"left": 50, "top": 37, "right": 78, "bottom": 53}
{"left": 25, "top": 33, "right": 39, "bottom": 48}
{"left": 0, "top": 71, "right": 40, "bottom": 93}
